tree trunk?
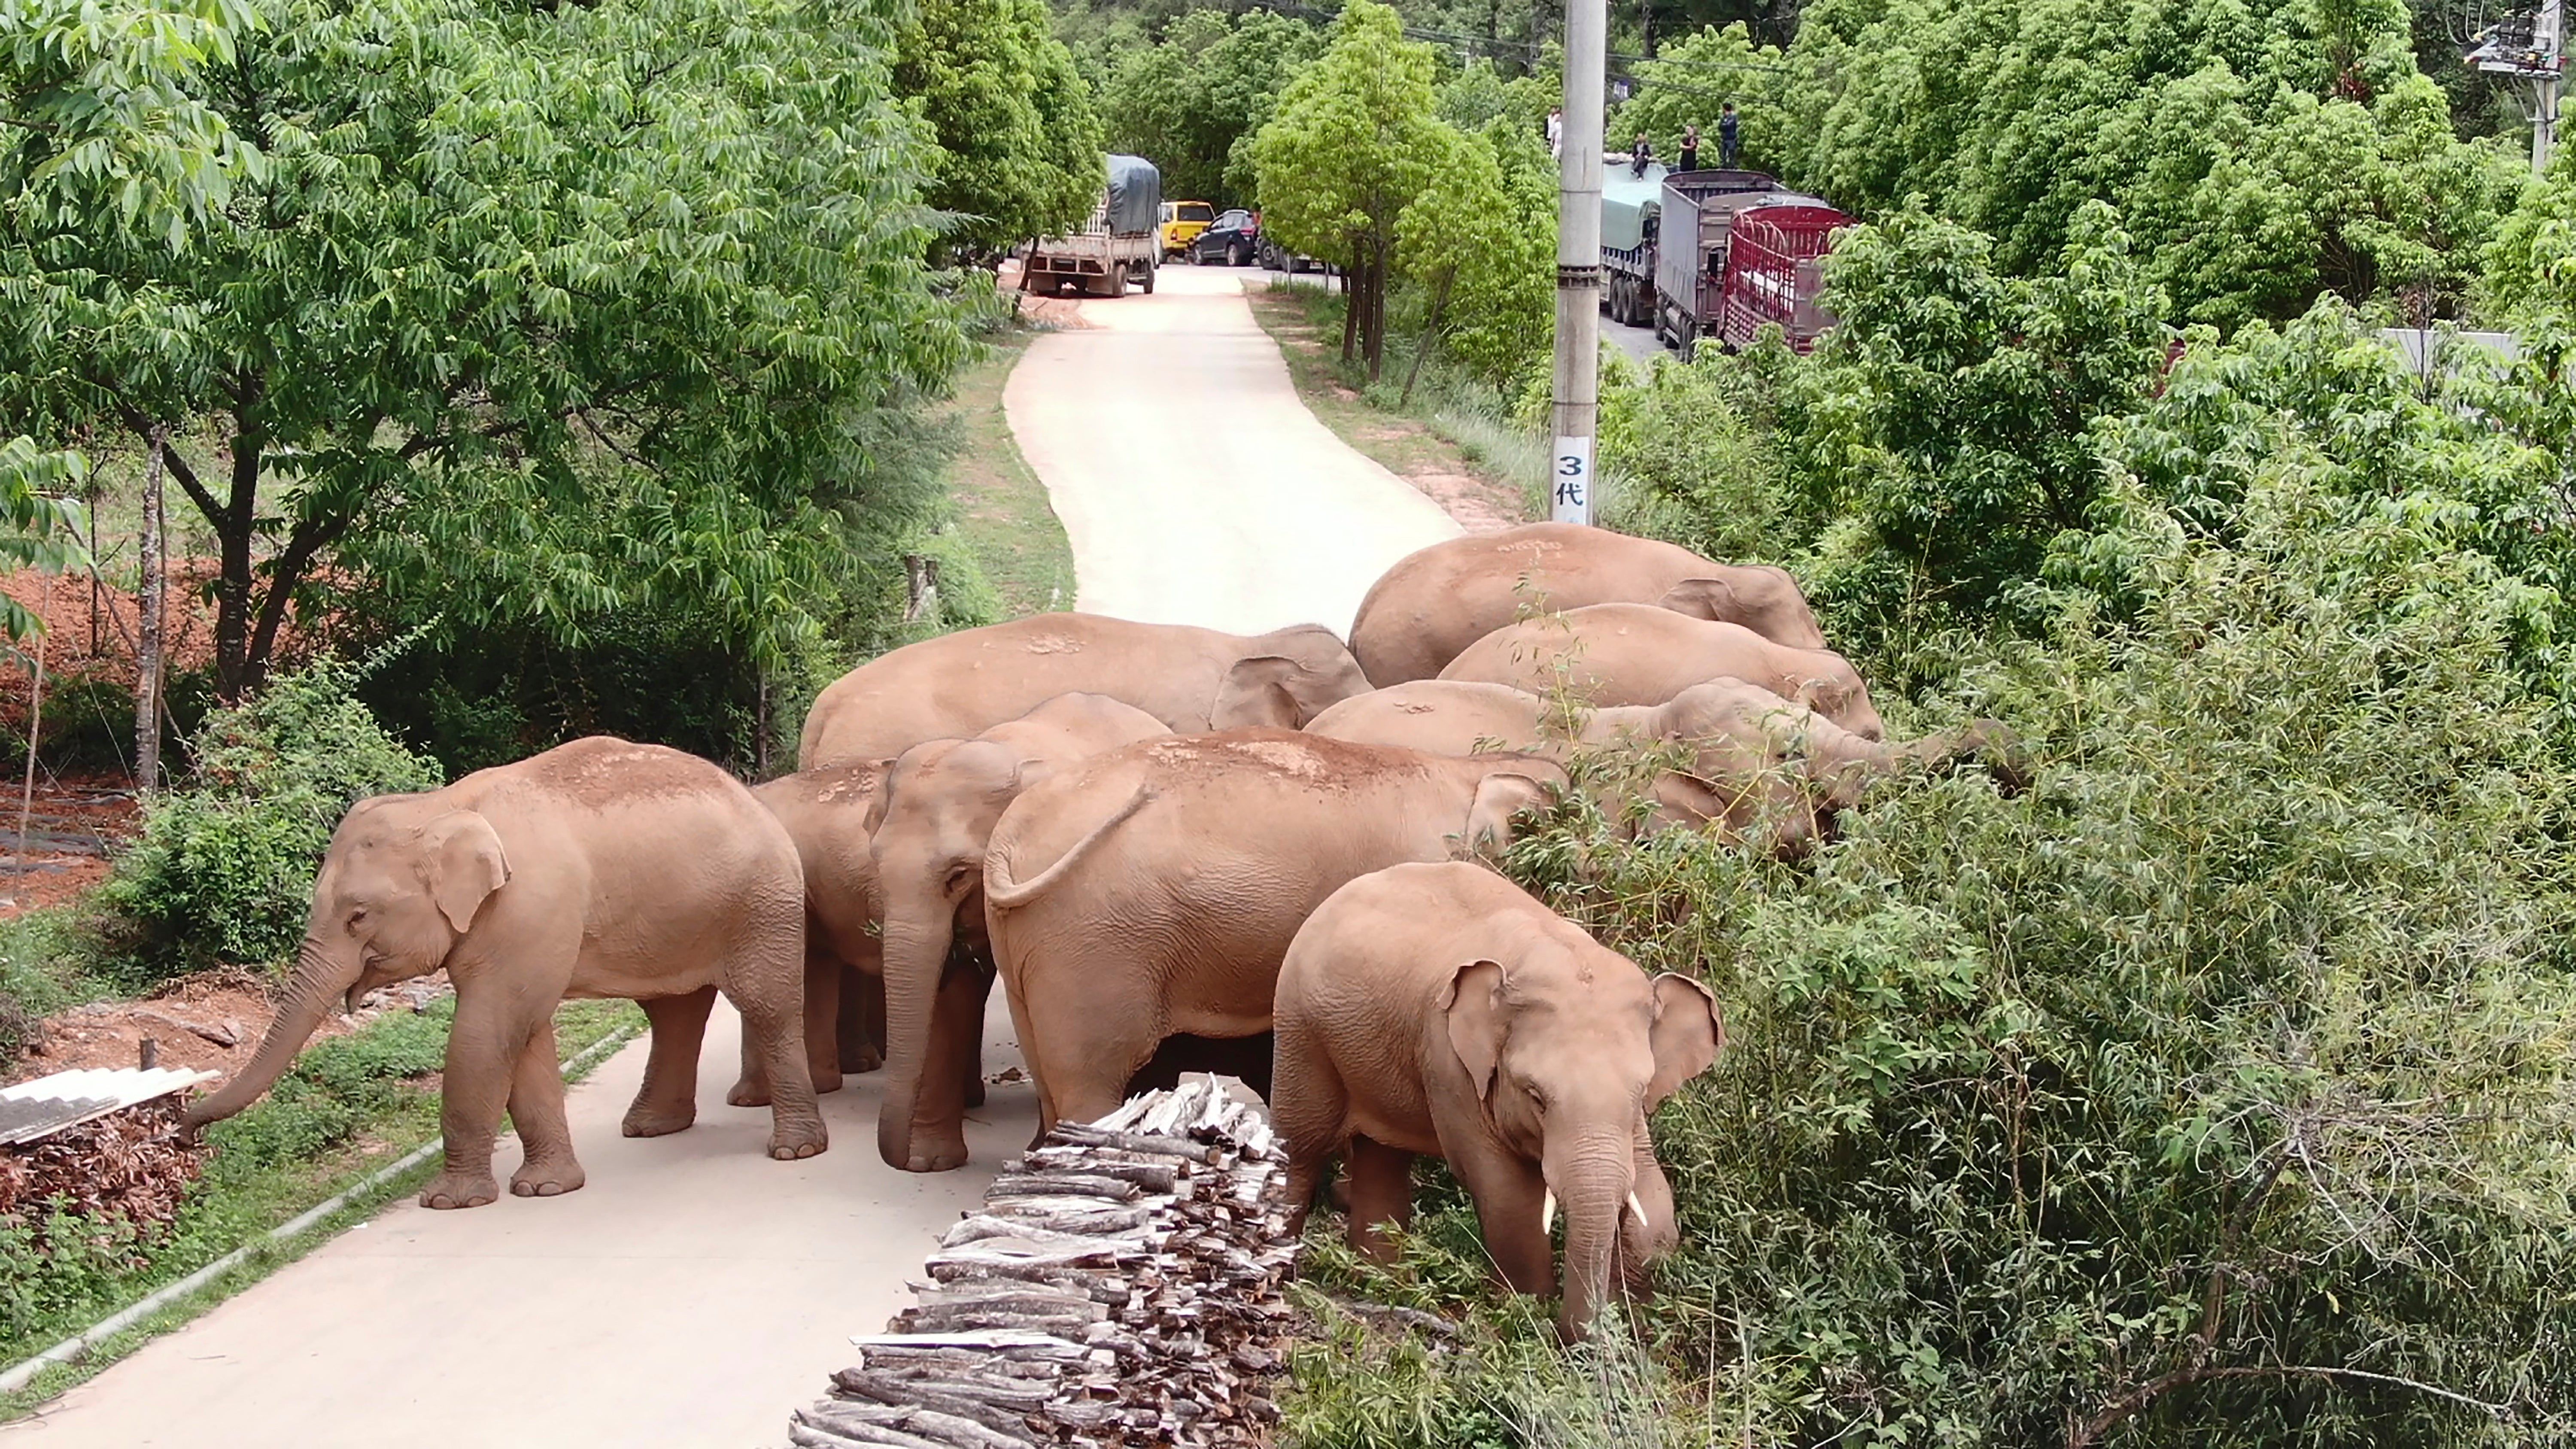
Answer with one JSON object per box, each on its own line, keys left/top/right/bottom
{"left": 134, "top": 428, "right": 167, "bottom": 790}
{"left": 212, "top": 422, "right": 259, "bottom": 702}
{"left": 1364, "top": 243, "right": 1391, "bottom": 381}
{"left": 1350, "top": 247, "right": 1370, "bottom": 361}
{"left": 1403, "top": 278, "right": 1452, "bottom": 404}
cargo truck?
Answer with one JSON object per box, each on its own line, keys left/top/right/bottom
{"left": 1023, "top": 154, "right": 1162, "bottom": 298}
{"left": 1647, "top": 170, "right": 1851, "bottom": 358}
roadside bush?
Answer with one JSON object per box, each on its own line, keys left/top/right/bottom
{"left": 1475, "top": 465, "right": 2576, "bottom": 1446}
{"left": 88, "top": 653, "right": 441, "bottom": 986}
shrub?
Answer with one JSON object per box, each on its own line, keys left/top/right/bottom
{"left": 88, "top": 651, "right": 441, "bottom": 986}
{"left": 1479, "top": 465, "right": 2576, "bottom": 1446}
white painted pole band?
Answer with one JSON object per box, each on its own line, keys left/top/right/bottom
{"left": 1550, "top": 435, "right": 1595, "bottom": 526}
{"left": 0, "top": 1021, "right": 640, "bottom": 1397}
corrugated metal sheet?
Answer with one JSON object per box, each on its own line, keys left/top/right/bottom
{"left": 0, "top": 1067, "right": 217, "bottom": 1147}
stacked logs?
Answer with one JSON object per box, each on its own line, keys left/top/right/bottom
{"left": 784, "top": 1074, "right": 1303, "bottom": 1449}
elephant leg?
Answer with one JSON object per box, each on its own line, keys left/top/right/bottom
{"left": 1448, "top": 1141, "right": 1555, "bottom": 1299}
{"left": 1271, "top": 1018, "right": 1346, "bottom": 1236}
{"left": 723, "top": 925, "right": 829, "bottom": 1161}
{"left": 844, "top": 963, "right": 887, "bottom": 1075}
{"left": 422, "top": 992, "right": 535, "bottom": 1210}
{"left": 900, "top": 958, "right": 993, "bottom": 1172}
{"left": 958, "top": 956, "right": 990, "bottom": 1110}
{"left": 624, "top": 987, "right": 715, "bottom": 1137}
{"left": 735, "top": 947, "right": 848, "bottom": 1107}
{"left": 1013, "top": 953, "right": 1160, "bottom": 1133}
{"left": 1343, "top": 1136, "right": 1416, "bottom": 1263}
{"left": 507, "top": 1016, "right": 585, "bottom": 1199}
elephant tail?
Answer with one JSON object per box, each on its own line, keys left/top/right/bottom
{"left": 983, "top": 785, "right": 1155, "bottom": 911}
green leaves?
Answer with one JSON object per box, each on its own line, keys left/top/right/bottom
{"left": 1250, "top": 0, "right": 1443, "bottom": 265}
{"left": 1100, "top": 9, "right": 1318, "bottom": 209}
{"left": 0, "top": 436, "right": 89, "bottom": 641}
{"left": 895, "top": 0, "right": 1104, "bottom": 260}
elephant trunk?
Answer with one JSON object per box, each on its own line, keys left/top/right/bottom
{"left": 875, "top": 897, "right": 957, "bottom": 1171}
{"left": 183, "top": 937, "right": 359, "bottom": 1127}
{"left": 1905, "top": 719, "right": 2032, "bottom": 795}
{"left": 1547, "top": 1124, "right": 1643, "bottom": 1341}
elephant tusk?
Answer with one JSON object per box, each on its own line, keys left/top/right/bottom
{"left": 1541, "top": 1189, "right": 1556, "bottom": 1235}
{"left": 1628, "top": 1191, "right": 1649, "bottom": 1228}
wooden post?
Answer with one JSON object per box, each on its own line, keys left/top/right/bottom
{"left": 17, "top": 569, "right": 52, "bottom": 862}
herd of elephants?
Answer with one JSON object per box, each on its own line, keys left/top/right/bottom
{"left": 176, "top": 522, "right": 2025, "bottom": 1335}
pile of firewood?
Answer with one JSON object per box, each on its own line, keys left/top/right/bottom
{"left": 0, "top": 1099, "right": 203, "bottom": 1238}
{"left": 785, "top": 1074, "right": 1303, "bottom": 1449}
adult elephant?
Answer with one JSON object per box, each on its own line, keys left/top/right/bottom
{"left": 1274, "top": 862, "right": 1722, "bottom": 1339}
{"left": 1440, "top": 604, "right": 1887, "bottom": 741}
{"left": 184, "top": 738, "right": 824, "bottom": 1209}
{"left": 871, "top": 693, "right": 1170, "bottom": 1172}
{"left": 981, "top": 731, "right": 1563, "bottom": 1137}
{"left": 799, "top": 615, "right": 1370, "bottom": 769}
{"left": 1308, "top": 678, "right": 2024, "bottom": 848}
{"left": 1348, "top": 522, "right": 1825, "bottom": 686}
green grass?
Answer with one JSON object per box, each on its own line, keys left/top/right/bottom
{"left": 0, "top": 994, "right": 642, "bottom": 1415}
{"left": 942, "top": 328, "right": 1074, "bottom": 619}
{"left": 1245, "top": 283, "right": 1541, "bottom": 523}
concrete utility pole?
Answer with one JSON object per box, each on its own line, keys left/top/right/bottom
{"left": 1549, "top": 0, "right": 1605, "bottom": 526}
{"left": 2468, "top": 0, "right": 2564, "bottom": 176}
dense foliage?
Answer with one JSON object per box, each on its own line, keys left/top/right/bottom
{"left": 0, "top": 0, "right": 975, "bottom": 700}
{"left": 1098, "top": 9, "right": 1321, "bottom": 208}
{"left": 896, "top": 0, "right": 1105, "bottom": 260}
{"left": 88, "top": 650, "right": 441, "bottom": 985}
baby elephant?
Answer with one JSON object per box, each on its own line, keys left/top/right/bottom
{"left": 1274, "top": 861, "right": 1722, "bottom": 1338}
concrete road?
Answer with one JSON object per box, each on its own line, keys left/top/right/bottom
{"left": 1012, "top": 264, "right": 1460, "bottom": 638}
{"left": 4, "top": 1004, "right": 1036, "bottom": 1447}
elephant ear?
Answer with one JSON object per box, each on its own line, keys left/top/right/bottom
{"left": 1461, "top": 770, "right": 1555, "bottom": 853}
{"left": 1209, "top": 656, "right": 1304, "bottom": 730}
{"left": 1652, "top": 577, "right": 1739, "bottom": 622}
{"left": 859, "top": 759, "right": 898, "bottom": 835}
{"left": 1439, "top": 959, "right": 1507, "bottom": 1101}
{"left": 1644, "top": 974, "right": 1722, "bottom": 1111}
{"left": 421, "top": 810, "right": 510, "bottom": 936}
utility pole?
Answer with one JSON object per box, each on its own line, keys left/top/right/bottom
{"left": 1550, "top": 0, "right": 1605, "bottom": 525}
{"left": 2468, "top": 0, "right": 2564, "bottom": 175}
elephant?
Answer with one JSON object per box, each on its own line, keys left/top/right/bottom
{"left": 183, "top": 737, "right": 825, "bottom": 1210}
{"left": 799, "top": 614, "right": 1372, "bottom": 769}
{"left": 981, "top": 730, "right": 1564, "bottom": 1137}
{"left": 872, "top": 692, "right": 1172, "bottom": 1173}
{"left": 1273, "top": 861, "right": 1722, "bottom": 1339}
{"left": 1438, "top": 603, "right": 1887, "bottom": 741}
{"left": 739, "top": 762, "right": 895, "bottom": 1106}
{"left": 1348, "top": 522, "right": 1825, "bottom": 686}
{"left": 1307, "top": 678, "right": 2026, "bottom": 850}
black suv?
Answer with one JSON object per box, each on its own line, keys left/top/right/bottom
{"left": 1190, "top": 209, "right": 1261, "bottom": 266}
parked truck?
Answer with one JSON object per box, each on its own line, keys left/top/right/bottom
{"left": 1646, "top": 170, "right": 1851, "bottom": 358}
{"left": 1599, "top": 162, "right": 1670, "bottom": 327}
{"left": 1023, "top": 154, "right": 1161, "bottom": 298}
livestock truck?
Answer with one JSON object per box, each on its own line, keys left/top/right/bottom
{"left": 1599, "top": 164, "right": 1854, "bottom": 358}
{"left": 1022, "top": 154, "right": 1161, "bottom": 298}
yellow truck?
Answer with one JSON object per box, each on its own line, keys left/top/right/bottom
{"left": 1157, "top": 200, "right": 1215, "bottom": 259}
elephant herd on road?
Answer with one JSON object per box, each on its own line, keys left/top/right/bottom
{"left": 182, "top": 523, "right": 2024, "bottom": 1334}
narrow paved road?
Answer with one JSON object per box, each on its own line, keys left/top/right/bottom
{"left": 7, "top": 262, "right": 1460, "bottom": 1448}
{"left": 1013, "top": 264, "right": 1459, "bottom": 637}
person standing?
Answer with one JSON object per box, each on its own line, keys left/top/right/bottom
{"left": 1678, "top": 122, "right": 1700, "bottom": 171}
{"left": 1546, "top": 107, "right": 1564, "bottom": 158}
{"left": 1719, "top": 102, "right": 1741, "bottom": 167}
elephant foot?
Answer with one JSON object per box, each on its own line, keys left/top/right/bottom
{"left": 621, "top": 1101, "right": 697, "bottom": 1137}
{"left": 725, "top": 1077, "right": 772, "bottom": 1109}
{"left": 811, "top": 1067, "right": 846, "bottom": 1096}
{"left": 902, "top": 1135, "right": 972, "bottom": 1173}
{"left": 420, "top": 1170, "right": 500, "bottom": 1210}
{"left": 963, "top": 1075, "right": 986, "bottom": 1109}
{"left": 511, "top": 1157, "right": 587, "bottom": 1198}
{"left": 844, "top": 1045, "right": 884, "bottom": 1075}
{"left": 768, "top": 1120, "right": 829, "bottom": 1160}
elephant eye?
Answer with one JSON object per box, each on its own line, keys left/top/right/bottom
{"left": 1525, "top": 1084, "right": 1546, "bottom": 1112}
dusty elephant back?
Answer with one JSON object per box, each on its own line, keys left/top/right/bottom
{"left": 459, "top": 736, "right": 804, "bottom": 945}
{"left": 798, "top": 615, "right": 1261, "bottom": 768}
{"left": 1304, "top": 680, "right": 1563, "bottom": 759}
{"left": 1349, "top": 523, "right": 1719, "bottom": 686}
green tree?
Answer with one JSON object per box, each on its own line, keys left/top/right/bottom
{"left": 895, "top": 0, "right": 1105, "bottom": 261}
{"left": 0, "top": 0, "right": 973, "bottom": 700}
{"left": 1101, "top": 9, "right": 1320, "bottom": 209}
{"left": 1394, "top": 121, "right": 1553, "bottom": 391}
{"left": 1251, "top": 0, "right": 1447, "bottom": 378}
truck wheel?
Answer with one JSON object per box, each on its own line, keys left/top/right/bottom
{"left": 1651, "top": 295, "right": 1669, "bottom": 345}
{"left": 1139, "top": 260, "right": 1155, "bottom": 294}
{"left": 1679, "top": 317, "right": 1698, "bottom": 362}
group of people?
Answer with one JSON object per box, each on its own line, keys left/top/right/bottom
{"left": 1542, "top": 103, "right": 1740, "bottom": 173}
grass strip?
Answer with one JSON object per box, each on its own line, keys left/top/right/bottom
{"left": 944, "top": 327, "right": 1075, "bottom": 619}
